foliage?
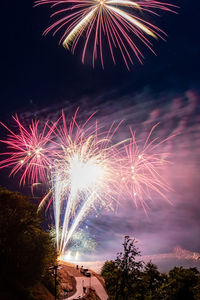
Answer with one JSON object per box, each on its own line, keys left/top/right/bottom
{"left": 0, "top": 187, "right": 57, "bottom": 299}
{"left": 193, "top": 274, "right": 200, "bottom": 300}
{"left": 101, "top": 236, "right": 200, "bottom": 300}
{"left": 161, "top": 267, "right": 199, "bottom": 300}
{"left": 101, "top": 260, "right": 120, "bottom": 299}
{"left": 101, "top": 236, "right": 144, "bottom": 300}
{"left": 115, "top": 236, "right": 144, "bottom": 300}
{"left": 140, "top": 262, "right": 167, "bottom": 300}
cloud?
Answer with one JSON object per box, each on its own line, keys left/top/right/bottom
{"left": 141, "top": 246, "right": 200, "bottom": 273}
{"left": 66, "top": 247, "right": 200, "bottom": 274}
{"left": 4, "top": 88, "right": 200, "bottom": 262}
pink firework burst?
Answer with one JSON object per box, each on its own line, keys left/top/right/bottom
{"left": 35, "top": 0, "right": 177, "bottom": 68}
{"left": 0, "top": 112, "right": 174, "bottom": 254}
{"left": 121, "top": 124, "right": 173, "bottom": 212}
{"left": 0, "top": 116, "right": 56, "bottom": 185}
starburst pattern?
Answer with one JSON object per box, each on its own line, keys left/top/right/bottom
{"left": 35, "top": 0, "right": 177, "bottom": 68}
{"left": 0, "top": 116, "right": 56, "bottom": 185}
{"left": 0, "top": 112, "right": 172, "bottom": 256}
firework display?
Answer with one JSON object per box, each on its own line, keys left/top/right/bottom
{"left": 121, "top": 125, "right": 172, "bottom": 213}
{"left": 0, "top": 116, "right": 57, "bottom": 185}
{"left": 35, "top": 0, "right": 176, "bottom": 68}
{"left": 0, "top": 111, "right": 171, "bottom": 257}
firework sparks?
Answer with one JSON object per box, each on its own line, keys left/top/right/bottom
{"left": 51, "top": 110, "right": 120, "bottom": 255}
{"left": 0, "top": 111, "right": 173, "bottom": 257}
{"left": 67, "top": 228, "right": 97, "bottom": 253}
{"left": 35, "top": 0, "right": 177, "bottom": 68}
{"left": 0, "top": 116, "right": 56, "bottom": 185}
{"left": 121, "top": 124, "right": 172, "bottom": 213}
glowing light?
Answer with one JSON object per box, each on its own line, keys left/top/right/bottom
{"left": 64, "top": 250, "right": 72, "bottom": 261}
{"left": 63, "top": 8, "right": 98, "bottom": 50}
{"left": 52, "top": 110, "right": 120, "bottom": 255}
{"left": 0, "top": 116, "right": 57, "bottom": 185}
{"left": 0, "top": 111, "right": 172, "bottom": 257}
{"left": 69, "top": 154, "right": 104, "bottom": 190}
{"left": 121, "top": 124, "right": 173, "bottom": 212}
{"left": 75, "top": 251, "right": 80, "bottom": 260}
{"left": 35, "top": 0, "right": 177, "bottom": 68}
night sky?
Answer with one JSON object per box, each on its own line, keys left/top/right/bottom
{"left": 1, "top": 0, "right": 200, "bottom": 269}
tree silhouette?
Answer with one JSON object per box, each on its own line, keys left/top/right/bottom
{"left": 101, "top": 236, "right": 143, "bottom": 300}
{"left": 101, "top": 236, "right": 200, "bottom": 300}
{"left": 0, "top": 187, "right": 56, "bottom": 299}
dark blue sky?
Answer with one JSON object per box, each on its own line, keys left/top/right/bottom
{"left": 1, "top": 0, "right": 199, "bottom": 117}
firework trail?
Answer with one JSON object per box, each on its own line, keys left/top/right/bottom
{"left": 0, "top": 116, "right": 56, "bottom": 185}
{"left": 0, "top": 111, "right": 172, "bottom": 257}
{"left": 51, "top": 110, "right": 122, "bottom": 255}
{"left": 35, "top": 0, "right": 177, "bottom": 68}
